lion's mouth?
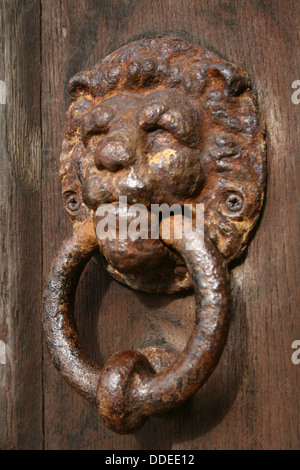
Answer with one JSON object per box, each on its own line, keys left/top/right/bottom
{"left": 92, "top": 200, "right": 169, "bottom": 277}
{"left": 93, "top": 200, "right": 160, "bottom": 246}
{"left": 91, "top": 200, "right": 192, "bottom": 293}
{"left": 81, "top": 167, "right": 155, "bottom": 211}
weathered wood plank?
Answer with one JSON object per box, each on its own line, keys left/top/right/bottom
{"left": 0, "top": 0, "right": 43, "bottom": 449}
{"left": 41, "top": 0, "right": 299, "bottom": 450}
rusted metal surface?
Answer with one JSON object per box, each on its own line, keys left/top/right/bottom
{"left": 97, "top": 221, "right": 231, "bottom": 433}
{"left": 43, "top": 219, "right": 230, "bottom": 433}
{"left": 43, "top": 38, "right": 266, "bottom": 434}
{"left": 43, "top": 218, "right": 101, "bottom": 403}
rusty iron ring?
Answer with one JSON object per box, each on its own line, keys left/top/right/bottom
{"left": 43, "top": 216, "right": 230, "bottom": 434}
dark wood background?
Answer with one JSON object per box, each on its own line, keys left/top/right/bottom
{"left": 0, "top": 0, "right": 299, "bottom": 450}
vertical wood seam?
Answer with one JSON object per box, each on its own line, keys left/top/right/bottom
{"left": 39, "top": 0, "right": 45, "bottom": 451}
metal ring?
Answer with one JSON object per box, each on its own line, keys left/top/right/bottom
{"left": 43, "top": 216, "right": 230, "bottom": 434}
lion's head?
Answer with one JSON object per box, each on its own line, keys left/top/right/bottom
{"left": 59, "top": 37, "right": 265, "bottom": 292}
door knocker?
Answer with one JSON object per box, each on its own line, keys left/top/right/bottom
{"left": 43, "top": 37, "right": 266, "bottom": 434}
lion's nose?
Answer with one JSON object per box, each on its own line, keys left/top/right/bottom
{"left": 95, "top": 139, "right": 135, "bottom": 172}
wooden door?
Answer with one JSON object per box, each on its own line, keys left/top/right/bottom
{"left": 1, "top": 0, "right": 299, "bottom": 450}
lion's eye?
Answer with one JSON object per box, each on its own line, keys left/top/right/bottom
{"left": 158, "top": 110, "right": 184, "bottom": 135}
{"left": 139, "top": 104, "right": 199, "bottom": 147}
{"left": 139, "top": 106, "right": 182, "bottom": 134}
{"left": 138, "top": 103, "right": 167, "bottom": 131}
{"left": 81, "top": 106, "right": 114, "bottom": 145}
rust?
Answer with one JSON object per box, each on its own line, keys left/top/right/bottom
{"left": 43, "top": 37, "right": 266, "bottom": 434}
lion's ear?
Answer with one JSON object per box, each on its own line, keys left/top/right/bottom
{"left": 67, "top": 71, "right": 91, "bottom": 99}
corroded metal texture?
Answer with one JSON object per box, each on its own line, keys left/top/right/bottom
{"left": 43, "top": 37, "right": 266, "bottom": 434}
{"left": 43, "top": 218, "right": 101, "bottom": 403}
{"left": 60, "top": 37, "right": 266, "bottom": 292}
{"left": 43, "top": 217, "right": 231, "bottom": 433}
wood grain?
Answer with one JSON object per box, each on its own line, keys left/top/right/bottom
{"left": 0, "top": 0, "right": 43, "bottom": 449}
{"left": 1, "top": 0, "right": 299, "bottom": 450}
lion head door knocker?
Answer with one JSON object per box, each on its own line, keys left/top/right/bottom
{"left": 43, "top": 38, "right": 266, "bottom": 434}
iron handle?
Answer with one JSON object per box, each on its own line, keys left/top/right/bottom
{"left": 43, "top": 216, "right": 230, "bottom": 433}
